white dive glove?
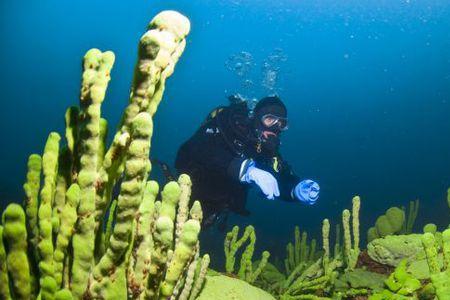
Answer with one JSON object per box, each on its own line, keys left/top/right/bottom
{"left": 240, "top": 160, "right": 280, "bottom": 200}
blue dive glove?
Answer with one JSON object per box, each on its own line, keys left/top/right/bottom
{"left": 293, "top": 180, "right": 320, "bottom": 205}
{"left": 240, "top": 160, "right": 280, "bottom": 200}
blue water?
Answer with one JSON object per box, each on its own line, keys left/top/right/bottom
{"left": 1, "top": 0, "right": 450, "bottom": 263}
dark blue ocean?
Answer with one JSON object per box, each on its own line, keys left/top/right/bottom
{"left": 1, "top": 0, "right": 450, "bottom": 266}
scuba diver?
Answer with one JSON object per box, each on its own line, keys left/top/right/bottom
{"left": 175, "top": 95, "right": 320, "bottom": 230}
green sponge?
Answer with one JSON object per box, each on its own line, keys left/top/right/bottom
{"left": 368, "top": 207, "right": 405, "bottom": 242}
{"left": 2, "top": 204, "right": 31, "bottom": 299}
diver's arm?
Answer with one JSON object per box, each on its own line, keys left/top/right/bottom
{"left": 274, "top": 160, "right": 300, "bottom": 202}
{"left": 274, "top": 158, "right": 320, "bottom": 205}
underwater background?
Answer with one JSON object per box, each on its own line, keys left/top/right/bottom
{"left": 1, "top": 0, "right": 450, "bottom": 267}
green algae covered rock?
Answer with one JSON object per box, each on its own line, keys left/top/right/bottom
{"left": 407, "top": 256, "right": 444, "bottom": 280}
{"left": 335, "top": 268, "right": 387, "bottom": 291}
{"left": 369, "top": 260, "right": 422, "bottom": 300}
{"left": 197, "top": 274, "right": 276, "bottom": 300}
{"left": 256, "top": 261, "right": 286, "bottom": 287}
{"left": 367, "top": 234, "right": 425, "bottom": 266}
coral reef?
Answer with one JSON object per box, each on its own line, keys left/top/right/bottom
{"left": 0, "top": 10, "right": 211, "bottom": 300}
{"left": 249, "top": 194, "right": 449, "bottom": 299}
{"left": 251, "top": 196, "right": 368, "bottom": 299}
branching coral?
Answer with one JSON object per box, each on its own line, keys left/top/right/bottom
{"left": 253, "top": 226, "right": 320, "bottom": 295}
{"left": 224, "top": 225, "right": 270, "bottom": 284}
{"left": 271, "top": 196, "right": 363, "bottom": 299}
{"left": 257, "top": 194, "right": 445, "bottom": 299}
{"left": 284, "top": 226, "right": 319, "bottom": 277}
{"left": 0, "top": 10, "right": 210, "bottom": 300}
{"left": 342, "top": 196, "right": 361, "bottom": 271}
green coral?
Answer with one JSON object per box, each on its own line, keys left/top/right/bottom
{"left": 23, "top": 154, "right": 42, "bottom": 256}
{"left": 402, "top": 199, "right": 419, "bottom": 234}
{"left": 368, "top": 207, "right": 405, "bottom": 242}
{"left": 38, "top": 132, "right": 61, "bottom": 300}
{"left": 284, "top": 226, "right": 318, "bottom": 277}
{"left": 71, "top": 48, "right": 115, "bottom": 298}
{"left": 367, "top": 234, "right": 425, "bottom": 267}
{"left": 447, "top": 188, "right": 450, "bottom": 212}
{"left": 423, "top": 223, "right": 437, "bottom": 234}
{"left": 422, "top": 230, "right": 450, "bottom": 300}
{"left": 262, "top": 196, "right": 363, "bottom": 299}
{"left": 369, "top": 260, "right": 421, "bottom": 300}
{"left": 2, "top": 204, "right": 31, "bottom": 299}
{"left": 3, "top": 6, "right": 450, "bottom": 300}
{"left": 0, "top": 225, "right": 11, "bottom": 299}
{"left": 335, "top": 268, "right": 386, "bottom": 292}
{"left": 224, "top": 225, "right": 270, "bottom": 284}
{"left": 343, "top": 196, "right": 361, "bottom": 271}
{"left": 53, "top": 184, "right": 80, "bottom": 287}
{"left": 251, "top": 193, "right": 449, "bottom": 299}
{"left": 0, "top": 10, "right": 212, "bottom": 300}
{"left": 254, "top": 262, "right": 287, "bottom": 293}
{"left": 368, "top": 200, "right": 420, "bottom": 243}
{"left": 255, "top": 226, "right": 320, "bottom": 295}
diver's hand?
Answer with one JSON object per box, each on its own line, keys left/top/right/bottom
{"left": 241, "top": 164, "right": 280, "bottom": 200}
{"left": 293, "top": 180, "right": 320, "bottom": 205}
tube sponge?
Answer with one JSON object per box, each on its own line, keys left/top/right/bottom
{"left": 54, "top": 184, "right": 80, "bottom": 287}
{"left": 127, "top": 180, "right": 159, "bottom": 296}
{"left": 284, "top": 226, "right": 318, "bottom": 276}
{"left": 91, "top": 112, "right": 153, "bottom": 296}
{"left": 159, "top": 219, "right": 201, "bottom": 298}
{"left": 0, "top": 10, "right": 201, "bottom": 300}
{"left": 422, "top": 230, "right": 450, "bottom": 299}
{"left": 342, "top": 197, "right": 361, "bottom": 272}
{"left": 0, "top": 225, "right": 11, "bottom": 300}
{"left": 71, "top": 48, "right": 115, "bottom": 298}
{"left": 23, "top": 154, "right": 42, "bottom": 253}
{"left": 37, "top": 132, "right": 60, "bottom": 300}
{"left": 2, "top": 204, "right": 31, "bottom": 299}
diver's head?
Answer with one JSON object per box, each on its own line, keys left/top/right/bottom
{"left": 252, "top": 95, "right": 288, "bottom": 154}
{"left": 253, "top": 95, "right": 288, "bottom": 138}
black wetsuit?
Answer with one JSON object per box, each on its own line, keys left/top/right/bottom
{"left": 175, "top": 102, "right": 300, "bottom": 227}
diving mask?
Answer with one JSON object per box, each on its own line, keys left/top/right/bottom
{"left": 260, "top": 114, "right": 288, "bottom": 131}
